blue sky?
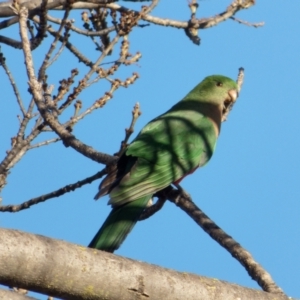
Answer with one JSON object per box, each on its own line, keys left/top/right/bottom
{"left": 1, "top": 0, "right": 300, "bottom": 299}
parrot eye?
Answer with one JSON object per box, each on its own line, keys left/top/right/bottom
{"left": 216, "top": 82, "right": 223, "bottom": 87}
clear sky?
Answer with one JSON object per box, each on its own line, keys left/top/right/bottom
{"left": 1, "top": 1, "right": 300, "bottom": 299}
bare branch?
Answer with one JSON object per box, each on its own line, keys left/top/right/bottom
{"left": 138, "top": 196, "right": 167, "bottom": 221}
{"left": 101, "top": 0, "right": 259, "bottom": 30}
{"left": 64, "top": 72, "right": 139, "bottom": 129}
{"left": 0, "top": 34, "right": 23, "bottom": 48}
{"left": 0, "top": 228, "right": 291, "bottom": 300}
{"left": 52, "top": 69, "right": 79, "bottom": 105}
{"left": 222, "top": 67, "right": 244, "bottom": 121}
{"left": 38, "top": 2, "right": 71, "bottom": 82}
{"left": 117, "top": 102, "right": 142, "bottom": 157}
{"left": 28, "top": 137, "right": 61, "bottom": 149}
{"left": 0, "top": 0, "right": 117, "bottom": 18}
{"left": 162, "top": 187, "right": 285, "bottom": 295}
{"left": 84, "top": 34, "right": 120, "bottom": 82}
{"left": 0, "top": 50, "right": 26, "bottom": 116}
{"left": 0, "top": 115, "right": 48, "bottom": 185}
{"left": 46, "top": 23, "right": 70, "bottom": 68}
{"left": 32, "top": 15, "right": 94, "bottom": 67}
{"left": 87, "top": 8, "right": 112, "bottom": 53}
{"left": 0, "top": 0, "right": 262, "bottom": 44}
{"left": 0, "top": 169, "right": 106, "bottom": 213}
{"left": 0, "top": 0, "right": 47, "bottom": 50}
{"left": 0, "top": 15, "right": 19, "bottom": 30}
{"left": 0, "top": 288, "right": 38, "bottom": 300}
{"left": 0, "top": 139, "right": 30, "bottom": 187}
{"left": 230, "top": 16, "right": 265, "bottom": 27}
{"left": 236, "top": 66, "right": 245, "bottom": 92}
{"left": 29, "top": 0, "right": 48, "bottom": 50}
{"left": 18, "top": 7, "right": 115, "bottom": 165}
{"left": 47, "top": 14, "right": 115, "bottom": 36}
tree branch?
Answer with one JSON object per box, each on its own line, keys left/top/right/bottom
{"left": 101, "top": 0, "right": 259, "bottom": 30}
{"left": 0, "top": 169, "right": 106, "bottom": 212}
{"left": 0, "top": 0, "right": 262, "bottom": 37}
{"left": 46, "top": 14, "right": 115, "bottom": 36}
{"left": 222, "top": 67, "right": 244, "bottom": 121}
{"left": 0, "top": 228, "right": 291, "bottom": 300}
{"left": 32, "top": 15, "right": 94, "bottom": 67}
{"left": 0, "top": 288, "right": 38, "bottom": 300}
{"left": 116, "top": 102, "right": 141, "bottom": 156}
{"left": 138, "top": 196, "right": 167, "bottom": 221}
{"left": 18, "top": 6, "right": 115, "bottom": 165}
{"left": 162, "top": 186, "right": 285, "bottom": 295}
{"left": 0, "top": 50, "right": 26, "bottom": 116}
{"left": 0, "top": 0, "right": 117, "bottom": 18}
{"left": 230, "top": 16, "right": 265, "bottom": 28}
{"left": 28, "top": 137, "right": 61, "bottom": 149}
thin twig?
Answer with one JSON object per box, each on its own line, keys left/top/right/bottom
{"left": 28, "top": 137, "right": 61, "bottom": 149}
{"left": 236, "top": 66, "right": 245, "bottom": 93}
{"left": 47, "top": 14, "right": 115, "bottom": 36}
{"left": 30, "top": 0, "right": 48, "bottom": 50}
{"left": 43, "top": 19, "right": 94, "bottom": 67}
{"left": 117, "top": 102, "right": 141, "bottom": 156}
{"left": 88, "top": 8, "right": 111, "bottom": 54}
{"left": 222, "top": 67, "right": 244, "bottom": 122}
{"left": 56, "top": 35, "right": 132, "bottom": 120}
{"left": 85, "top": 34, "right": 120, "bottom": 82}
{"left": 230, "top": 16, "right": 264, "bottom": 28}
{"left": 0, "top": 169, "right": 107, "bottom": 212}
{"left": 0, "top": 51, "right": 26, "bottom": 116}
{"left": 145, "top": 0, "right": 159, "bottom": 13}
{"left": 52, "top": 69, "right": 79, "bottom": 106}
{"left": 27, "top": 19, "right": 35, "bottom": 39}
{"left": 46, "top": 23, "right": 70, "bottom": 68}
{"left": 38, "top": 4, "right": 71, "bottom": 81}
{"left": 64, "top": 72, "right": 139, "bottom": 127}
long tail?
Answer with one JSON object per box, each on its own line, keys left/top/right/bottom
{"left": 88, "top": 195, "right": 152, "bottom": 253}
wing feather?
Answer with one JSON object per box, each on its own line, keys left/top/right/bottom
{"left": 109, "top": 110, "right": 217, "bottom": 207}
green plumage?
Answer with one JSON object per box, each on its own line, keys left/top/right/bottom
{"left": 89, "top": 75, "right": 238, "bottom": 252}
{"left": 88, "top": 195, "right": 151, "bottom": 251}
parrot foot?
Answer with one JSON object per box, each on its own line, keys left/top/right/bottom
{"left": 173, "top": 184, "right": 191, "bottom": 201}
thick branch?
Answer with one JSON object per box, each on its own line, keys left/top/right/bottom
{"left": 0, "top": 0, "right": 116, "bottom": 18}
{"left": 0, "top": 228, "right": 290, "bottom": 300}
{"left": 0, "top": 288, "right": 38, "bottom": 300}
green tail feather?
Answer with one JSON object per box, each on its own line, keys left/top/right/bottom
{"left": 88, "top": 195, "right": 152, "bottom": 253}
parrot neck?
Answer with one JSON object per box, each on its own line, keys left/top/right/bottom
{"left": 179, "top": 98, "right": 223, "bottom": 136}
{"left": 198, "top": 101, "right": 222, "bottom": 136}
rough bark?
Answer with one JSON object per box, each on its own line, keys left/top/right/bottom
{"left": 0, "top": 228, "right": 290, "bottom": 300}
{"left": 0, "top": 288, "right": 38, "bottom": 300}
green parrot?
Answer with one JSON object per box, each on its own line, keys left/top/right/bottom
{"left": 89, "top": 75, "right": 238, "bottom": 253}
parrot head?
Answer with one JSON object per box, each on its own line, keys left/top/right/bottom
{"left": 190, "top": 75, "right": 239, "bottom": 120}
